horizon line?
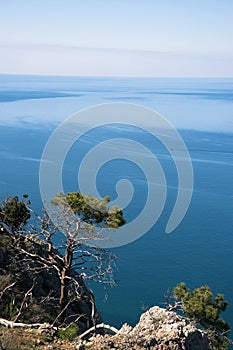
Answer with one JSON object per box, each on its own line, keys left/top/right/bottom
{"left": 1, "top": 73, "right": 233, "bottom": 79}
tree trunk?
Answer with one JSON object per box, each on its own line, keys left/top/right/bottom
{"left": 59, "top": 239, "right": 73, "bottom": 323}
{"left": 59, "top": 269, "right": 67, "bottom": 311}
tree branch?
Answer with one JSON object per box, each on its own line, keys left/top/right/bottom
{"left": 79, "top": 322, "right": 119, "bottom": 339}
{"left": 0, "top": 282, "right": 16, "bottom": 300}
{"left": 0, "top": 318, "right": 52, "bottom": 329}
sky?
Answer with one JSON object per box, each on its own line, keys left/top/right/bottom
{"left": 0, "top": 0, "right": 233, "bottom": 77}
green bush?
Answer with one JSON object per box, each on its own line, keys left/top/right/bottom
{"left": 173, "top": 282, "right": 231, "bottom": 349}
{"left": 0, "top": 195, "right": 30, "bottom": 232}
{"left": 4, "top": 300, "right": 18, "bottom": 319}
{"left": 58, "top": 323, "right": 79, "bottom": 341}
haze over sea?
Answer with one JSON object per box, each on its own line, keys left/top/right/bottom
{"left": 0, "top": 75, "right": 232, "bottom": 332}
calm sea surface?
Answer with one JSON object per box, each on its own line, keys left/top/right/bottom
{"left": 0, "top": 75, "right": 232, "bottom": 336}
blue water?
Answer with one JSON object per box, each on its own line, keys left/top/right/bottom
{"left": 0, "top": 75, "right": 232, "bottom": 338}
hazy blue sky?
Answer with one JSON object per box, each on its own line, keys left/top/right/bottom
{"left": 0, "top": 0, "right": 232, "bottom": 77}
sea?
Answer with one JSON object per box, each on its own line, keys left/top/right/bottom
{"left": 0, "top": 75, "right": 232, "bottom": 337}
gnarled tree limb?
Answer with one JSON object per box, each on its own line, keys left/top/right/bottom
{"left": 79, "top": 322, "right": 119, "bottom": 339}
{"left": 0, "top": 318, "right": 52, "bottom": 329}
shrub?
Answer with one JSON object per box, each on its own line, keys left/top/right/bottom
{"left": 58, "top": 323, "right": 79, "bottom": 341}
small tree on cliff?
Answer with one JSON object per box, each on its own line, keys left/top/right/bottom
{"left": 0, "top": 195, "right": 30, "bottom": 232}
{"left": 48, "top": 191, "right": 126, "bottom": 323}
{"left": 173, "top": 282, "right": 231, "bottom": 349}
{"left": 0, "top": 192, "right": 125, "bottom": 328}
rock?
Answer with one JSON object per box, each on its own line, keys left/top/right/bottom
{"left": 86, "top": 306, "right": 210, "bottom": 349}
{"left": 117, "top": 323, "right": 132, "bottom": 335}
{"left": 38, "top": 323, "right": 57, "bottom": 337}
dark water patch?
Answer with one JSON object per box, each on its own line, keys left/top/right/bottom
{"left": 139, "top": 90, "right": 233, "bottom": 102}
{"left": 0, "top": 90, "right": 82, "bottom": 102}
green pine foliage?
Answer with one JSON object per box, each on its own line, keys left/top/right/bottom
{"left": 0, "top": 195, "right": 31, "bottom": 232}
{"left": 173, "top": 282, "right": 231, "bottom": 349}
{"left": 51, "top": 191, "right": 126, "bottom": 228}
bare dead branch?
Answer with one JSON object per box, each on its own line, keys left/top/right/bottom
{"left": 1, "top": 203, "right": 117, "bottom": 329}
{"left": 13, "top": 280, "right": 35, "bottom": 322}
{"left": 0, "top": 282, "right": 16, "bottom": 300}
{"left": 0, "top": 318, "right": 51, "bottom": 329}
{"left": 51, "top": 297, "right": 75, "bottom": 327}
{"left": 166, "top": 301, "right": 183, "bottom": 311}
{"left": 63, "top": 314, "right": 85, "bottom": 329}
{"left": 79, "top": 322, "right": 119, "bottom": 339}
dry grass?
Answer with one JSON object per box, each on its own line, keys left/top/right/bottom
{"left": 0, "top": 327, "right": 79, "bottom": 350}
